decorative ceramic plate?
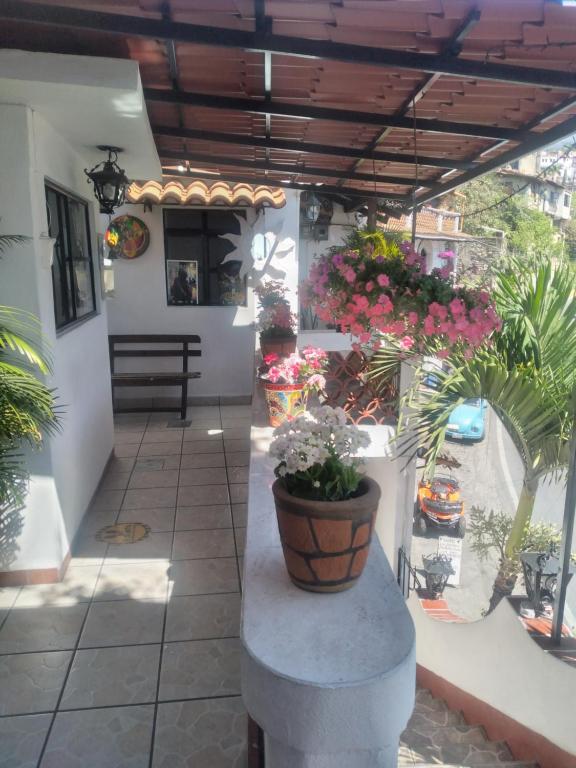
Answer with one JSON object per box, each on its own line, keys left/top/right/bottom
{"left": 105, "top": 215, "right": 150, "bottom": 259}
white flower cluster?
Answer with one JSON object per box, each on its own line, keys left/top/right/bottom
{"left": 269, "top": 406, "right": 371, "bottom": 475}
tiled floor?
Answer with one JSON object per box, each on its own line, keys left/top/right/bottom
{"left": 0, "top": 404, "right": 250, "bottom": 768}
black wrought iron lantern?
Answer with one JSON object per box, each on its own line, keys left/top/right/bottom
{"left": 301, "top": 191, "right": 322, "bottom": 223}
{"left": 422, "top": 553, "right": 454, "bottom": 599}
{"left": 520, "top": 549, "right": 573, "bottom": 617}
{"left": 84, "top": 146, "right": 129, "bottom": 215}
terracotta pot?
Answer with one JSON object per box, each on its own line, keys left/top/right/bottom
{"left": 262, "top": 382, "right": 308, "bottom": 427}
{"left": 272, "top": 476, "right": 381, "bottom": 593}
{"left": 260, "top": 334, "right": 297, "bottom": 358}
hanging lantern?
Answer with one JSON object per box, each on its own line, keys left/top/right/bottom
{"left": 301, "top": 191, "right": 322, "bottom": 223}
{"left": 84, "top": 146, "right": 129, "bottom": 215}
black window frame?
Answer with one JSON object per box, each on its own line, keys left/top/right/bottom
{"left": 163, "top": 209, "right": 247, "bottom": 307}
{"left": 45, "top": 182, "right": 97, "bottom": 331}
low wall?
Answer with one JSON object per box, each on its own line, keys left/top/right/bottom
{"left": 409, "top": 595, "right": 576, "bottom": 767}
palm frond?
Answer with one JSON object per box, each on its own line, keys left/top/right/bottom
{"left": 0, "top": 234, "right": 29, "bottom": 256}
{"left": 0, "top": 306, "right": 52, "bottom": 373}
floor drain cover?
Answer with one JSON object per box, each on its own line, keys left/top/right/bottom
{"left": 95, "top": 523, "right": 150, "bottom": 544}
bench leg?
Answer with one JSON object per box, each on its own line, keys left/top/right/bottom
{"left": 180, "top": 379, "right": 189, "bottom": 421}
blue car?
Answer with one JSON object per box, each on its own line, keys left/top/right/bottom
{"left": 446, "top": 398, "right": 487, "bottom": 441}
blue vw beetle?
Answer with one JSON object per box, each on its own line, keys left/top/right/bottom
{"left": 446, "top": 398, "right": 487, "bottom": 441}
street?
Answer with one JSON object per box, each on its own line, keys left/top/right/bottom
{"left": 410, "top": 407, "right": 576, "bottom": 628}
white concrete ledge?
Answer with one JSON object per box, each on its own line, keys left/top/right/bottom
{"left": 241, "top": 383, "right": 416, "bottom": 767}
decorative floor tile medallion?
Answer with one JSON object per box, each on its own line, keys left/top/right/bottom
{"left": 95, "top": 523, "right": 150, "bottom": 544}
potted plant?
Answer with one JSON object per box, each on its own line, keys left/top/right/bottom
{"left": 259, "top": 347, "right": 327, "bottom": 427}
{"left": 255, "top": 281, "right": 297, "bottom": 358}
{"left": 300, "top": 230, "right": 500, "bottom": 357}
{"left": 270, "top": 406, "right": 379, "bottom": 592}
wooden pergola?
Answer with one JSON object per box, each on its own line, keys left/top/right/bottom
{"left": 1, "top": 0, "right": 576, "bottom": 217}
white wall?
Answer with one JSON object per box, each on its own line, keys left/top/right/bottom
{"left": 410, "top": 595, "right": 576, "bottom": 758}
{"left": 106, "top": 191, "right": 301, "bottom": 399}
{"left": 0, "top": 104, "right": 114, "bottom": 573}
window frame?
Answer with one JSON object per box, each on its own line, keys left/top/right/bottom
{"left": 45, "top": 181, "right": 97, "bottom": 332}
{"left": 162, "top": 208, "right": 247, "bottom": 308}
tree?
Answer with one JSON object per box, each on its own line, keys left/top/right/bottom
{"left": 403, "top": 255, "right": 576, "bottom": 611}
{"left": 469, "top": 507, "right": 572, "bottom": 613}
{"left": 0, "top": 234, "right": 59, "bottom": 513}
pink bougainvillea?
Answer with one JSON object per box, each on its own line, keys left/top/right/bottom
{"left": 300, "top": 240, "right": 500, "bottom": 356}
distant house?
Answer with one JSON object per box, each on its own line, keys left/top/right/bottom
{"left": 499, "top": 153, "right": 572, "bottom": 225}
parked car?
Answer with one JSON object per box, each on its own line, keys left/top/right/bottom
{"left": 416, "top": 475, "right": 466, "bottom": 538}
{"left": 446, "top": 398, "right": 487, "bottom": 441}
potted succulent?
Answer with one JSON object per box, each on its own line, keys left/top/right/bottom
{"left": 270, "top": 406, "right": 379, "bottom": 592}
{"left": 255, "top": 281, "right": 297, "bottom": 358}
{"left": 259, "top": 347, "right": 328, "bottom": 427}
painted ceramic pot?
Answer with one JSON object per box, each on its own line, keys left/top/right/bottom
{"left": 262, "top": 382, "right": 308, "bottom": 427}
{"left": 272, "top": 477, "right": 381, "bottom": 593}
{"left": 260, "top": 334, "right": 297, "bottom": 359}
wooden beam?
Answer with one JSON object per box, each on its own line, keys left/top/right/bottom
{"left": 144, "top": 88, "right": 520, "bottom": 141}
{"left": 2, "top": 0, "right": 576, "bottom": 90}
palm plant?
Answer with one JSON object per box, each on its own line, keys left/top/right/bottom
{"left": 0, "top": 233, "right": 59, "bottom": 513}
{"left": 399, "top": 256, "right": 576, "bottom": 611}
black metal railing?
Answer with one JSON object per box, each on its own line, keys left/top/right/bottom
{"left": 397, "top": 546, "right": 422, "bottom": 599}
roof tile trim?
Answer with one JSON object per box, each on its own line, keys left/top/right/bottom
{"left": 127, "top": 180, "right": 286, "bottom": 208}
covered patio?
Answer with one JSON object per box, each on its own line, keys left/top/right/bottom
{"left": 2, "top": 2, "right": 576, "bottom": 767}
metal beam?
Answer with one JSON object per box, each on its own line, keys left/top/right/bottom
{"left": 3, "top": 0, "right": 576, "bottom": 90}
{"left": 159, "top": 149, "right": 434, "bottom": 187}
{"left": 152, "top": 125, "right": 474, "bottom": 170}
{"left": 144, "top": 88, "right": 520, "bottom": 141}
{"left": 159, "top": 170, "right": 410, "bottom": 204}
{"left": 414, "top": 112, "right": 576, "bottom": 206}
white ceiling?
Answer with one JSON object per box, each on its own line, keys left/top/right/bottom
{"left": 0, "top": 49, "right": 162, "bottom": 181}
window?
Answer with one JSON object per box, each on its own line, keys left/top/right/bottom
{"left": 565, "top": 193, "right": 571, "bottom": 208}
{"left": 163, "top": 210, "right": 246, "bottom": 306}
{"left": 45, "top": 184, "right": 96, "bottom": 330}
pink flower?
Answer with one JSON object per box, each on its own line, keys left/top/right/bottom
{"left": 449, "top": 298, "right": 465, "bottom": 317}
{"left": 377, "top": 274, "right": 390, "bottom": 287}
{"left": 400, "top": 336, "right": 415, "bottom": 350}
{"left": 408, "top": 311, "right": 419, "bottom": 326}
{"left": 344, "top": 268, "right": 356, "bottom": 284}
{"left": 263, "top": 353, "right": 279, "bottom": 365}
{"left": 307, "top": 374, "right": 326, "bottom": 390}
{"left": 365, "top": 281, "right": 375, "bottom": 292}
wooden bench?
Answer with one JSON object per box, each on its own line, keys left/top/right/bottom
{"left": 108, "top": 334, "right": 201, "bottom": 421}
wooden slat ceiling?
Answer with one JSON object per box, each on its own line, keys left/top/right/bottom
{"left": 1, "top": 0, "right": 576, "bottom": 214}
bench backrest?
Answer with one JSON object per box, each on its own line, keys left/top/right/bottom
{"left": 108, "top": 334, "right": 201, "bottom": 374}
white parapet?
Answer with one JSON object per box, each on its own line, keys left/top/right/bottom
{"left": 241, "top": 384, "right": 416, "bottom": 767}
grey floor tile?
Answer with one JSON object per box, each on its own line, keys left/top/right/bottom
{"left": 89, "top": 489, "right": 125, "bottom": 513}
{"left": 153, "top": 698, "right": 246, "bottom": 768}
{"left": 94, "top": 562, "right": 169, "bottom": 602}
{"left": 138, "top": 442, "right": 182, "bottom": 457}
{"left": 128, "top": 470, "right": 179, "bottom": 490}
{"left": 177, "top": 485, "right": 229, "bottom": 507}
{"left": 229, "top": 485, "right": 248, "bottom": 504}
{"left": 231, "top": 504, "right": 247, "bottom": 527}
{"left": 69, "top": 535, "right": 108, "bottom": 567}
{"left": 108, "top": 456, "right": 137, "bottom": 473}
{"left": 225, "top": 452, "right": 249, "bottom": 467}
{"left": 220, "top": 405, "right": 252, "bottom": 416}
{"left": 182, "top": 429, "right": 223, "bottom": 442}
{"left": 61, "top": 644, "right": 161, "bottom": 709}
{"left": 224, "top": 440, "right": 250, "bottom": 453}
{"left": 134, "top": 456, "right": 180, "bottom": 471}
{"left": 122, "top": 487, "right": 177, "bottom": 510}
{"left": 116, "top": 507, "right": 176, "bottom": 533}
{"left": 169, "top": 558, "right": 239, "bottom": 596}
{"left": 114, "top": 414, "right": 149, "bottom": 427}
{"left": 181, "top": 441, "right": 225, "bottom": 455}
{"left": 40, "top": 704, "right": 154, "bottom": 768}
{"left": 165, "top": 594, "right": 241, "bottom": 642}
{"left": 234, "top": 528, "right": 246, "bottom": 557}
{"left": 175, "top": 506, "right": 232, "bottom": 531}
{"left": 141, "top": 431, "right": 183, "bottom": 444}
{"left": 180, "top": 452, "right": 225, "bottom": 469}
{"left": 77, "top": 508, "right": 118, "bottom": 538}
{"left": 105, "top": 532, "right": 173, "bottom": 564}
{"left": 172, "top": 530, "right": 235, "bottom": 560}
{"left": 222, "top": 428, "right": 250, "bottom": 440}
{"left": 159, "top": 639, "right": 241, "bottom": 700}
{"left": 178, "top": 467, "right": 228, "bottom": 486}
{"left": 0, "top": 713, "right": 53, "bottom": 768}
{"left": 99, "top": 472, "right": 132, "bottom": 491}
{"left": 0, "top": 587, "right": 21, "bottom": 610}
{"left": 227, "top": 466, "right": 249, "bottom": 484}
{"left": 80, "top": 600, "right": 165, "bottom": 648}
{"left": 14, "top": 566, "right": 101, "bottom": 608}
{"left": 0, "top": 605, "right": 87, "bottom": 654}
{"left": 0, "top": 651, "right": 71, "bottom": 716}
{"left": 113, "top": 444, "right": 140, "bottom": 458}
{"left": 114, "top": 430, "right": 144, "bottom": 445}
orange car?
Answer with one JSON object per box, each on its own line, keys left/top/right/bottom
{"left": 416, "top": 475, "right": 466, "bottom": 538}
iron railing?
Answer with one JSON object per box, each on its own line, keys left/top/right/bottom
{"left": 397, "top": 546, "right": 422, "bottom": 599}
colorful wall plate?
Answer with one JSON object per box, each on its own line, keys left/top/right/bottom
{"left": 105, "top": 215, "right": 150, "bottom": 259}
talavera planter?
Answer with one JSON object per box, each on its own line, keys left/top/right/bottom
{"left": 259, "top": 334, "right": 297, "bottom": 359}
{"left": 272, "top": 476, "right": 381, "bottom": 593}
{"left": 262, "top": 382, "right": 308, "bottom": 427}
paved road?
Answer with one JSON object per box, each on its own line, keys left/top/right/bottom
{"left": 410, "top": 407, "right": 576, "bottom": 627}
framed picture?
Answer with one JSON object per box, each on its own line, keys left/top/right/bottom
{"left": 166, "top": 259, "right": 199, "bottom": 305}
